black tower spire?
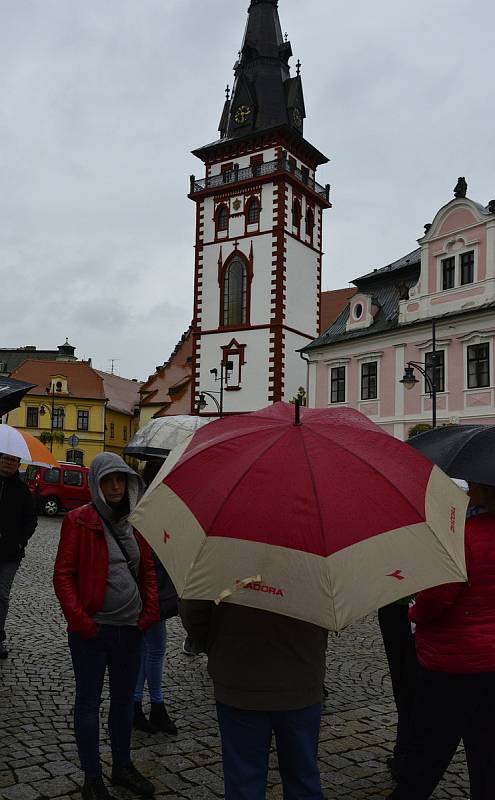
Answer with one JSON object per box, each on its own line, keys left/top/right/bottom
{"left": 218, "top": 0, "right": 306, "bottom": 140}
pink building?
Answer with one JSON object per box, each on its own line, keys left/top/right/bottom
{"left": 304, "top": 182, "right": 495, "bottom": 439}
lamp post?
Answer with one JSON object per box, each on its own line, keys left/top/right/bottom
{"left": 198, "top": 359, "right": 234, "bottom": 417}
{"left": 40, "top": 383, "right": 64, "bottom": 452}
{"left": 400, "top": 319, "right": 438, "bottom": 428}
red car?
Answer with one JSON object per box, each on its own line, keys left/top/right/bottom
{"left": 25, "top": 462, "right": 91, "bottom": 516}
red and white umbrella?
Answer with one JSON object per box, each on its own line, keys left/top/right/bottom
{"left": 131, "top": 403, "right": 468, "bottom": 631}
{"left": 0, "top": 424, "right": 58, "bottom": 467}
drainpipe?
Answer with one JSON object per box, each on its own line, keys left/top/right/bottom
{"left": 299, "top": 350, "right": 310, "bottom": 406}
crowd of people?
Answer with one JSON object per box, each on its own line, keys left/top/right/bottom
{"left": 1, "top": 447, "right": 494, "bottom": 800}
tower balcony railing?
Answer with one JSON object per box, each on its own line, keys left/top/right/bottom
{"left": 190, "top": 158, "right": 330, "bottom": 202}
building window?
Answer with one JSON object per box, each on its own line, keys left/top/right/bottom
{"left": 361, "top": 362, "right": 377, "bottom": 400}
{"left": 425, "top": 351, "right": 445, "bottom": 393}
{"left": 442, "top": 257, "right": 455, "bottom": 290}
{"left": 66, "top": 449, "right": 84, "bottom": 466}
{"left": 460, "top": 251, "right": 474, "bottom": 285}
{"left": 77, "top": 410, "right": 89, "bottom": 431}
{"left": 52, "top": 408, "right": 64, "bottom": 429}
{"left": 467, "top": 343, "right": 490, "bottom": 389}
{"left": 123, "top": 426, "right": 128, "bottom": 441}
{"left": 246, "top": 197, "right": 260, "bottom": 224}
{"left": 331, "top": 366, "right": 346, "bottom": 404}
{"left": 223, "top": 257, "right": 247, "bottom": 326}
{"left": 305, "top": 207, "right": 314, "bottom": 245}
{"left": 292, "top": 199, "right": 302, "bottom": 231}
{"left": 26, "top": 407, "right": 39, "bottom": 428}
{"left": 109, "top": 422, "right": 115, "bottom": 440}
{"left": 216, "top": 204, "right": 229, "bottom": 234}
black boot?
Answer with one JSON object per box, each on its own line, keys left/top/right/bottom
{"left": 133, "top": 702, "right": 156, "bottom": 733}
{"left": 82, "top": 775, "right": 113, "bottom": 800}
{"left": 149, "top": 702, "right": 178, "bottom": 735}
{"left": 0, "top": 639, "right": 8, "bottom": 659}
{"left": 112, "top": 763, "right": 155, "bottom": 797}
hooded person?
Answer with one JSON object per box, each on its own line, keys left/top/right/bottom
{"left": 53, "top": 453, "right": 159, "bottom": 800}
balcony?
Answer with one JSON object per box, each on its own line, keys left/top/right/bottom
{"left": 189, "top": 157, "right": 330, "bottom": 202}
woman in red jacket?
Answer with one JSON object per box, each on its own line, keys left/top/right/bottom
{"left": 387, "top": 482, "right": 495, "bottom": 800}
{"left": 53, "top": 453, "right": 159, "bottom": 800}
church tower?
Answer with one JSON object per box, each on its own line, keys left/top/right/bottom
{"left": 189, "top": 0, "right": 331, "bottom": 415}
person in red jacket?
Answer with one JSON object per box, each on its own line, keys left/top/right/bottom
{"left": 53, "top": 453, "right": 159, "bottom": 800}
{"left": 387, "top": 481, "right": 495, "bottom": 800}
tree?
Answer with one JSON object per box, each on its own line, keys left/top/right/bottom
{"left": 407, "top": 423, "right": 433, "bottom": 439}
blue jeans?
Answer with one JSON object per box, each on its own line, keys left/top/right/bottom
{"left": 216, "top": 702, "right": 324, "bottom": 800}
{"left": 68, "top": 625, "right": 143, "bottom": 777}
{"left": 133, "top": 621, "right": 167, "bottom": 704}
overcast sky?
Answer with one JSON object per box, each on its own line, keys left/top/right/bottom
{"left": 2, "top": 0, "right": 494, "bottom": 380}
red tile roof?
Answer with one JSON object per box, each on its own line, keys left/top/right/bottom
{"left": 10, "top": 360, "right": 105, "bottom": 400}
{"left": 320, "top": 288, "right": 357, "bottom": 334}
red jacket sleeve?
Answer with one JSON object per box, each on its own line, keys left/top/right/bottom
{"left": 53, "top": 514, "right": 98, "bottom": 639}
{"left": 409, "top": 581, "right": 464, "bottom": 626}
{"left": 135, "top": 532, "right": 160, "bottom": 631}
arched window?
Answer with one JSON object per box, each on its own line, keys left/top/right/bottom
{"left": 223, "top": 257, "right": 247, "bottom": 326}
{"left": 247, "top": 197, "right": 260, "bottom": 225}
{"left": 292, "top": 199, "right": 302, "bottom": 231}
{"left": 305, "top": 207, "right": 314, "bottom": 244}
{"left": 216, "top": 204, "right": 229, "bottom": 234}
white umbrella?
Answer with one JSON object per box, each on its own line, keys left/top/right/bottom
{"left": 124, "top": 415, "right": 213, "bottom": 460}
{"left": 0, "top": 424, "right": 58, "bottom": 466}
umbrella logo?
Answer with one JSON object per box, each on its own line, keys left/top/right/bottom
{"left": 239, "top": 580, "right": 285, "bottom": 597}
{"left": 387, "top": 570, "right": 406, "bottom": 581}
{"left": 163, "top": 530, "right": 171, "bottom": 543}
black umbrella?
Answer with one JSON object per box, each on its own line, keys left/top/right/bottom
{"left": 409, "top": 424, "right": 495, "bottom": 486}
{"left": 0, "top": 378, "right": 36, "bottom": 417}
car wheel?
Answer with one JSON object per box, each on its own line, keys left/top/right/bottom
{"left": 43, "top": 497, "right": 60, "bottom": 516}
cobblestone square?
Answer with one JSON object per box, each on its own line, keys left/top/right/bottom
{"left": 0, "top": 517, "right": 469, "bottom": 798}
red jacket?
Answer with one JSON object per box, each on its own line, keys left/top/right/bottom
{"left": 410, "top": 512, "right": 495, "bottom": 673}
{"left": 53, "top": 503, "right": 159, "bottom": 638}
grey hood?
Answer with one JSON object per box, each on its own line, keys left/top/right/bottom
{"left": 89, "top": 452, "right": 144, "bottom": 523}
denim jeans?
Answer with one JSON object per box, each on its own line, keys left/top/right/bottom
{"left": 133, "top": 620, "right": 167, "bottom": 704}
{"left": 68, "top": 624, "right": 143, "bottom": 777}
{"left": 216, "top": 702, "right": 324, "bottom": 800}
{"left": 0, "top": 558, "right": 21, "bottom": 641}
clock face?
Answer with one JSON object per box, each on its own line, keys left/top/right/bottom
{"left": 234, "top": 105, "right": 251, "bottom": 125}
{"left": 292, "top": 107, "right": 302, "bottom": 128}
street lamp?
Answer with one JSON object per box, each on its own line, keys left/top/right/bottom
{"left": 197, "top": 391, "right": 221, "bottom": 415}
{"left": 198, "top": 359, "right": 234, "bottom": 417}
{"left": 400, "top": 319, "right": 438, "bottom": 428}
{"left": 39, "top": 383, "right": 65, "bottom": 451}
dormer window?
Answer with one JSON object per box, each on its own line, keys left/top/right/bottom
{"left": 440, "top": 248, "right": 475, "bottom": 291}
{"left": 442, "top": 257, "right": 455, "bottom": 290}
{"left": 460, "top": 251, "right": 474, "bottom": 285}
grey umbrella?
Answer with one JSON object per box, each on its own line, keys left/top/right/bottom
{"left": 0, "top": 378, "right": 36, "bottom": 417}
{"left": 124, "top": 415, "right": 212, "bottom": 460}
{"left": 409, "top": 424, "right": 495, "bottom": 486}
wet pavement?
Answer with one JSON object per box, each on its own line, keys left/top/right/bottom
{"left": 0, "top": 516, "right": 469, "bottom": 799}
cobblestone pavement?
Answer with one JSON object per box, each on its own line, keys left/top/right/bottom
{"left": 0, "top": 517, "right": 469, "bottom": 799}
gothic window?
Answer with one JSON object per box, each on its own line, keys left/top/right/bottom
{"left": 216, "top": 205, "right": 229, "bottom": 235}
{"left": 223, "top": 257, "right": 247, "bottom": 326}
{"left": 305, "top": 207, "right": 314, "bottom": 244}
{"left": 246, "top": 197, "right": 260, "bottom": 225}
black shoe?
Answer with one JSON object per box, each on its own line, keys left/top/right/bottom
{"left": 386, "top": 755, "right": 399, "bottom": 781}
{"left": 82, "top": 776, "right": 113, "bottom": 800}
{"left": 149, "top": 702, "right": 178, "bottom": 735}
{"left": 112, "top": 764, "right": 155, "bottom": 797}
{"left": 0, "top": 641, "right": 8, "bottom": 659}
{"left": 182, "top": 636, "right": 199, "bottom": 656}
{"left": 133, "top": 702, "right": 157, "bottom": 734}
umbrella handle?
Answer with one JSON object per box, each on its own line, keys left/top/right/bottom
{"left": 215, "top": 574, "right": 262, "bottom": 605}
